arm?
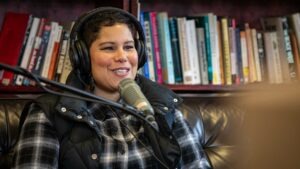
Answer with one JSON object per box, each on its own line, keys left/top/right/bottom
{"left": 13, "top": 106, "right": 59, "bottom": 169}
{"left": 172, "top": 109, "right": 211, "bottom": 169}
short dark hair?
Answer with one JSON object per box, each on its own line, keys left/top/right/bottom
{"left": 81, "top": 10, "right": 137, "bottom": 48}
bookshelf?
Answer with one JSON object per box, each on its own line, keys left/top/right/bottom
{"left": 0, "top": 0, "right": 299, "bottom": 96}
{"left": 138, "top": 0, "right": 300, "bottom": 94}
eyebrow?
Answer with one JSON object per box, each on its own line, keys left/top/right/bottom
{"left": 99, "top": 40, "right": 135, "bottom": 46}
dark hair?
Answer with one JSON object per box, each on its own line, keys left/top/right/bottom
{"left": 81, "top": 10, "right": 137, "bottom": 48}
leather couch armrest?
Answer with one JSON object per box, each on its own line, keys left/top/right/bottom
{"left": 0, "top": 100, "right": 28, "bottom": 168}
{"left": 179, "top": 97, "right": 244, "bottom": 169}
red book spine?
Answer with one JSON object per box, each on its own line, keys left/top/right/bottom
{"left": 149, "top": 12, "right": 163, "bottom": 84}
{"left": 0, "top": 12, "right": 31, "bottom": 85}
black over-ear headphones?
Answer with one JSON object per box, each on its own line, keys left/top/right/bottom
{"left": 69, "top": 7, "right": 147, "bottom": 84}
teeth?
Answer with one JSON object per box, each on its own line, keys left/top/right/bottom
{"left": 114, "top": 69, "right": 128, "bottom": 75}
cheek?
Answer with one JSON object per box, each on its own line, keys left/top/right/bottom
{"left": 90, "top": 55, "right": 111, "bottom": 68}
{"left": 129, "top": 53, "right": 139, "bottom": 67}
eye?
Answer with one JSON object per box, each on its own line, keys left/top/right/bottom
{"left": 124, "top": 45, "right": 135, "bottom": 50}
{"left": 101, "top": 46, "right": 114, "bottom": 51}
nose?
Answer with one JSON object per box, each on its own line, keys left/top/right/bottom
{"left": 114, "top": 48, "right": 128, "bottom": 63}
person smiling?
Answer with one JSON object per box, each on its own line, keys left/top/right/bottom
{"left": 12, "top": 7, "right": 210, "bottom": 169}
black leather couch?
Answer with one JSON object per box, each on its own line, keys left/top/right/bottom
{"left": 0, "top": 95, "right": 244, "bottom": 169}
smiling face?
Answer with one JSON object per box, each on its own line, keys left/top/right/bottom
{"left": 89, "top": 23, "right": 138, "bottom": 101}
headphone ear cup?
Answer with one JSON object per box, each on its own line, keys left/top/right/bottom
{"left": 74, "top": 40, "right": 90, "bottom": 75}
{"left": 135, "top": 39, "right": 147, "bottom": 68}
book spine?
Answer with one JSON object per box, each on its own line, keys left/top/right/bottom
{"left": 251, "top": 28, "right": 262, "bottom": 82}
{"left": 41, "top": 21, "right": 58, "bottom": 78}
{"left": 271, "top": 32, "right": 283, "bottom": 83}
{"left": 186, "top": 19, "right": 201, "bottom": 84}
{"left": 177, "top": 17, "right": 193, "bottom": 84}
{"left": 142, "top": 12, "right": 156, "bottom": 81}
{"left": 221, "top": 17, "right": 232, "bottom": 85}
{"left": 240, "top": 31, "right": 249, "bottom": 84}
{"left": 289, "top": 31, "right": 300, "bottom": 80}
{"left": 149, "top": 12, "right": 163, "bottom": 84}
{"left": 209, "top": 14, "right": 221, "bottom": 85}
{"left": 282, "top": 17, "right": 297, "bottom": 80}
{"left": 235, "top": 28, "right": 244, "bottom": 84}
{"left": 256, "top": 32, "right": 267, "bottom": 82}
{"left": 196, "top": 27, "right": 209, "bottom": 85}
{"left": 169, "top": 17, "right": 183, "bottom": 83}
{"left": 48, "top": 25, "right": 63, "bottom": 80}
{"left": 228, "top": 18, "right": 238, "bottom": 84}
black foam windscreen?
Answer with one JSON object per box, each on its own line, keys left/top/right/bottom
{"left": 69, "top": 7, "right": 147, "bottom": 85}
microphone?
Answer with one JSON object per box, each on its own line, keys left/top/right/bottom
{"left": 119, "top": 78, "right": 158, "bottom": 130}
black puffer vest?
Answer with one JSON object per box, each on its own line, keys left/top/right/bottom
{"left": 28, "top": 74, "right": 183, "bottom": 169}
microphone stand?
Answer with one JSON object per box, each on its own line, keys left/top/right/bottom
{"left": 0, "top": 63, "right": 148, "bottom": 126}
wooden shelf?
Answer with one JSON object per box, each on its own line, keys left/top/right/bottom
{"left": 0, "top": 85, "right": 44, "bottom": 94}
{"left": 165, "top": 84, "right": 239, "bottom": 93}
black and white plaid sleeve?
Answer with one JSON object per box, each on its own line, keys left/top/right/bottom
{"left": 172, "top": 109, "right": 211, "bottom": 169}
{"left": 13, "top": 108, "right": 59, "bottom": 169}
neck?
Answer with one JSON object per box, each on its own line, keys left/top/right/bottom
{"left": 93, "top": 87, "right": 120, "bottom": 102}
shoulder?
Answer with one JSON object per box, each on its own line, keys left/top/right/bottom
{"left": 136, "top": 74, "right": 183, "bottom": 112}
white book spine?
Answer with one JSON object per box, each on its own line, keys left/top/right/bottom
{"left": 251, "top": 29, "right": 262, "bottom": 82}
{"left": 210, "top": 14, "right": 221, "bottom": 85}
{"left": 177, "top": 17, "right": 193, "bottom": 84}
{"left": 41, "top": 21, "right": 58, "bottom": 78}
{"left": 196, "top": 27, "right": 209, "bottom": 85}
{"left": 143, "top": 20, "right": 156, "bottom": 82}
{"left": 15, "top": 17, "right": 40, "bottom": 85}
{"left": 186, "top": 19, "right": 201, "bottom": 84}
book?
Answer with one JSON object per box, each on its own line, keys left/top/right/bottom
{"left": 169, "top": 17, "right": 183, "bottom": 83}
{"left": 0, "top": 12, "right": 31, "bottom": 85}
{"left": 217, "top": 20, "right": 225, "bottom": 85}
{"left": 156, "top": 12, "right": 175, "bottom": 84}
{"left": 220, "top": 17, "right": 232, "bottom": 85}
{"left": 48, "top": 24, "right": 63, "bottom": 80}
{"left": 185, "top": 19, "right": 201, "bottom": 84}
{"left": 235, "top": 27, "right": 244, "bottom": 84}
{"left": 196, "top": 27, "right": 209, "bottom": 85}
{"left": 149, "top": 12, "right": 163, "bottom": 84}
{"left": 289, "top": 31, "right": 300, "bottom": 80}
{"left": 282, "top": 17, "right": 297, "bottom": 81}
{"left": 210, "top": 14, "right": 221, "bottom": 85}
{"left": 256, "top": 31, "right": 267, "bottom": 82}
{"left": 177, "top": 17, "right": 193, "bottom": 84}
{"left": 41, "top": 21, "right": 59, "bottom": 79}
{"left": 289, "top": 13, "right": 300, "bottom": 58}
{"left": 138, "top": 11, "right": 150, "bottom": 79}
{"left": 15, "top": 17, "right": 40, "bottom": 85}
{"left": 228, "top": 18, "right": 238, "bottom": 84}
{"left": 251, "top": 28, "right": 262, "bottom": 82}
{"left": 263, "top": 31, "right": 283, "bottom": 84}
{"left": 240, "top": 31, "right": 249, "bottom": 84}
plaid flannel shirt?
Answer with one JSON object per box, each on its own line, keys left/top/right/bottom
{"left": 13, "top": 102, "right": 210, "bottom": 169}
